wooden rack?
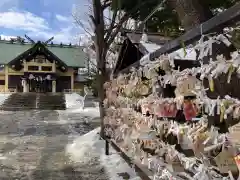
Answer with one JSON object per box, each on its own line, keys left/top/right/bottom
{"left": 105, "top": 2, "right": 240, "bottom": 179}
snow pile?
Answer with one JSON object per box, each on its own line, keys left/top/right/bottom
{"left": 64, "top": 93, "right": 100, "bottom": 118}
{"left": 69, "top": 107, "right": 100, "bottom": 118}
{"left": 65, "top": 93, "right": 84, "bottom": 109}
{"left": 0, "top": 93, "right": 11, "bottom": 105}
{"left": 65, "top": 93, "right": 139, "bottom": 179}
{"left": 66, "top": 128, "right": 140, "bottom": 180}
{"left": 66, "top": 127, "right": 101, "bottom": 163}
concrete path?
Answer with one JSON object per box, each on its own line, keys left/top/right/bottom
{"left": 0, "top": 110, "right": 109, "bottom": 180}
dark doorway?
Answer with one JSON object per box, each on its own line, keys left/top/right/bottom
{"left": 56, "top": 76, "right": 71, "bottom": 92}
{"left": 8, "top": 75, "right": 23, "bottom": 92}
{"left": 29, "top": 78, "right": 52, "bottom": 93}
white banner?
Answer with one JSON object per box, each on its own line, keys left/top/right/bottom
{"left": 78, "top": 68, "right": 88, "bottom": 75}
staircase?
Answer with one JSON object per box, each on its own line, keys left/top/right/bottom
{"left": 37, "top": 93, "right": 66, "bottom": 110}
{"left": 0, "top": 93, "right": 37, "bottom": 111}
{"left": 0, "top": 93, "right": 66, "bottom": 111}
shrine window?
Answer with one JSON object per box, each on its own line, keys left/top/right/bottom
{"left": 42, "top": 66, "right": 52, "bottom": 71}
{"left": 28, "top": 66, "right": 39, "bottom": 71}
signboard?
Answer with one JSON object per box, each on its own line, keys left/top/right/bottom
{"left": 78, "top": 68, "right": 88, "bottom": 75}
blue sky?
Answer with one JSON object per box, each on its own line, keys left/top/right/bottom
{"left": 0, "top": 0, "right": 91, "bottom": 44}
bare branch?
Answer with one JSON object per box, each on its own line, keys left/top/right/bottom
{"left": 89, "top": 15, "right": 97, "bottom": 27}
{"left": 105, "top": 12, "right": 130, "bottom": 47}
{"left": 104, "top": 15, "right": 118, "bottom": 26}
{"left": 105, "top": 1, "right": 148, "bottom": 48}
{"left": 88, "top": 58, "right": 98, "bottom": 68}
{"left": 104, "top": 10, "right": 118, "bottom": 42}
{"left": 72, "top": 14, "right": 94, "bottom": 37}
{"left": 102, "top": 0, "right": 111, "bottom": 9}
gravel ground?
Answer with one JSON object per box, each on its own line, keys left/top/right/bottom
{"left": 0, "top": 110, "right": 109, "bottom": 180}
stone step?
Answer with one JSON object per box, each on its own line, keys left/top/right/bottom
{"left": 37, "top": 93, "right": 66, "bottom": 110}
{"left": 0, "top": 93, "right": 66, "bottom": 111}
{"left": 0, "top": 93, "right": 37, "bottom": 111}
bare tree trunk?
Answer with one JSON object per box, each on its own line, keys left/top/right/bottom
{"left": 96, "top": 51, "right": 107, "bottom": 138}
{"left": 167, "top": 0, "right": 213, "bottom": 30}
{"left": 92, "top": 0, "right": 106, "bottom": 138}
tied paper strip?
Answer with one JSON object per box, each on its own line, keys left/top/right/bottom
{"left": 227, "top": 65, "right": 235, "bottom": 83}
{"left": 214, "top": 147, "right": 238, "bottom": 173}
{"left": 208, "top": 76, "right": 214, "bottom": 92}
{"left": 220, "top": 103, "right": 226, "bottom": 122}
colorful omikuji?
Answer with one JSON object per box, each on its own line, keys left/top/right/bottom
{"left": 104, "top": 33, "right": 240, "bottom": 179}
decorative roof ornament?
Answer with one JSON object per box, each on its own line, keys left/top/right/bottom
{"left": 24, "top": 35, "right": 35, "bottom": 44}
{"left": 29, "top": 74, "right": 35, "bottom": 80}
{"left": 46, "top": 75, "right": 51, "bottom": 80}
{"left": 44, "top": 37, "right": 54, "bottom": 45}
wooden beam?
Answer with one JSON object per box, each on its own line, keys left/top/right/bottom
{"left": 117, "top": 2, "right": 240, "bottom": 75}
{"left": 150, "top": 2, "right": 240, "bottom": 61}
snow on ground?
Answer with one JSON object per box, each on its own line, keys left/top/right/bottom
{"left": 64, "top": 93, "right": 100, "bottom": 118}
{"left": 0, "top": 93, "right": 11, "bottom": 105}
{"left": 66, "top": 128, "right": 140, "bottom": 180}
{"left": 65, "top": 93, "right": 84, "bottom": 109}
{"left": 64, "top": 93, "right": 140, "bottom": 180}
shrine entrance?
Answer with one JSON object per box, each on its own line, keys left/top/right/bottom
{"left": 29, "top": 78, "right": 52, "bottom": 93}
{"left": 22, "top": 73, "right": 56, "bottom": 93}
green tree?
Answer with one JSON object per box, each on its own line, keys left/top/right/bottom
{"left": 114, "top": 0, "right": 240, "bottom": 32}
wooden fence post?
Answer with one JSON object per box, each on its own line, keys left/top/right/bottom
{"left": 105, "top": 139, "right": 109, "bottom": 155}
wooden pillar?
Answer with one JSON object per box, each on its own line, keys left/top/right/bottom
{"left": 71, "top": 72, "right": 74, "bottom": 90}
{"left": 52, "top": 80, "right": 56, "bottom": 93}
{"left": 23, "top": 60, "right": 27, "bottom": 71}
{"left": 4, "top": 65, "right": 8, "bottom": 92}
{"left": 23, "top": 79, "right": 28, "bottom": 92}
{"left": 53, "top": 61, "right": 56, "bottom": 72}
{"left": 105, "top": 140, "right": 109, "bottom": 155}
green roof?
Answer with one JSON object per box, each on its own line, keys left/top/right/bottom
{"left": 0, "top": 41, "right": 31, "bottom": 64}
{"left": 48, "top": 46, "right": 87, "bottom": 67}
{"left": 0, "top": 40, "right": 88, "bottom": 67}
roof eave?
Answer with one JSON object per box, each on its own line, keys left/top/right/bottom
{"left": 7, "top": 42, "right": 69, "bottom": 71}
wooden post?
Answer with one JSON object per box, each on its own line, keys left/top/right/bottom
{"left": 105, "top": 139, "right": 109, "bottom": 155}
{"left": 52, "top": 80, "right": 56, "bottom": 93}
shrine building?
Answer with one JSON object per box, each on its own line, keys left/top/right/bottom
{"left": 0, "top": 37, "right": 89, "bottom": 93}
